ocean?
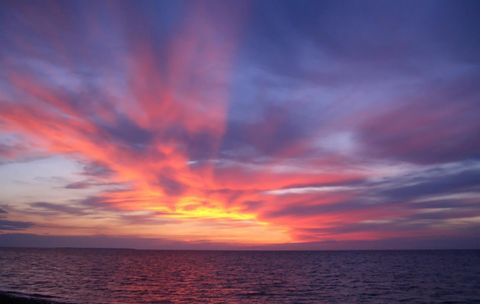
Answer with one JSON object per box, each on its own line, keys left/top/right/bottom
{"left": 0, "top": 248, "right": 479, "bottom": 303}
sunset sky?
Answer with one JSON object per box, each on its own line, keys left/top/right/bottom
{"left": 0, "top": 0, "right": 479, "bottom": 249}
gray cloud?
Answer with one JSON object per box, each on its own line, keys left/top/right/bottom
{"left": 379, "top": 167, "right": 480, "bottom": 202}
{"left": 0, "top": 220, "right": 33, "bottom": 231}
{"left": 30, "top": 202, "right": 89, "bottom": 216}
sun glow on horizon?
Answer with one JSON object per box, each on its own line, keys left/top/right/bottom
{"left": 1, "top": 0, "right": 479, "bottom": 249}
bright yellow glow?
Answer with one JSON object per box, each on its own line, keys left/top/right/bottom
{"left": 148, "top": 196, "right": 257, "bottom": 221}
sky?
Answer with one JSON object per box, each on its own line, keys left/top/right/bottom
{"left": 0, "top": 0, "right": 479, "bottom": 250}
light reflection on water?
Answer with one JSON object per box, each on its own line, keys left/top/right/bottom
{"left": 1, "top": 248, "right": 479, "bottom": 303}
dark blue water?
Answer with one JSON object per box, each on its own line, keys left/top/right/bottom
{"left": 0, "top": 248, "right": 479, "bottom": 303}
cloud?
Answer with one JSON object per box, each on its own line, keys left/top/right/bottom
{"left": 64, "top": 179, "right": 124, "bottom": 190}
{"left": 221, "top": 104, "right": 310, "bottom": 159}
{"left": 357, "top": 72, "right": 480, "bottom": 164}
{"left": 0, "top": 142, "right": 20, "bottom": 159}
{"left": 1, "top": 232, "right": 478, "bottom": 250}
{"left": 257, "top": 234, "right": 480, "bottom": 250}
{"left": 29, "top": 202, "right": 89, "bottom": 216}
{"left": 64, "top": 181, "right": 93, "bottom": 189}
{"left": 254, "top": 161, "right": 480, "bottom": 242}
{"left": 0, "top": 206, "right": 33, "bottom": 231}
{"left": 264, "top": 198, "right": 368, "bottom": 219}
{"left": 0, "top": 233, "right": 247, "bottom": 250}
{"left": 80, "top": 161, "right": 114, "bottom": 178}
{"left": 379, "top": 166, "right": 480, "bottom": 201}
{"left": 0, "top": 0, "right": 479, "bottom": 247}
{"left": 96, "top": 114, "right": 155, "bottom": 153}
{"left": 156, "top": 175, "right": 186, "bottom": 197}
{"left": 0, "top": 220, "right": 33, "bottom": 231}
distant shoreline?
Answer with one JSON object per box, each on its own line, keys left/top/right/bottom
{"left": 1, "top": 246, "right": 479, "bottom": 251}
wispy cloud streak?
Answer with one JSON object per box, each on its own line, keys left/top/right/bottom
{"left": 0, "top": 0, "right": 479, "bottom": 248}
